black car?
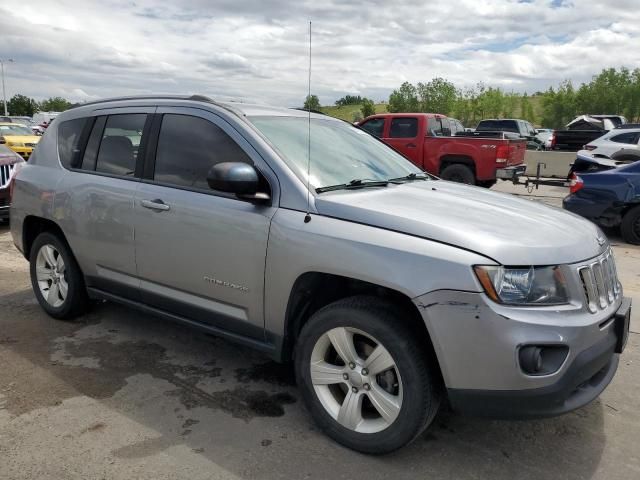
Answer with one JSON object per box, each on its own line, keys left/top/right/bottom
{"left": 564, "top": 161, "right": 640, "bottom": 244}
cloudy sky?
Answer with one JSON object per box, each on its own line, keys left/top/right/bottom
{"left": 1, "top": 0, "right": 639, "bottom": 107}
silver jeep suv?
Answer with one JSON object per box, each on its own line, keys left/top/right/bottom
{"left": 10, "top": 96, "right": 631, "bottom": 454}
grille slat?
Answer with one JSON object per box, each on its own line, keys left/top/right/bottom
{"left": 0, "top": 164, "right": 15, "bottom": 188}
{"left": 579, "top": 249, "right": 620, "bottom": 313}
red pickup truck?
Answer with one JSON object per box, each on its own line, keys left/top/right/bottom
{"left": 358, "top": 113, "right": 526, "bottom": 186}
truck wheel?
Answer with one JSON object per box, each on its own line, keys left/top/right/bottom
{"left": 440, "top": 164, "right": 475, "bottom": 185}
{"left": 621, "top": 206, "right": 640, "bottom": 245}
{"left": 29, "top": 232, "right": 89, "bottom": 320}
{"left": 295, "top": 296, "right": 440, "bottom": 454}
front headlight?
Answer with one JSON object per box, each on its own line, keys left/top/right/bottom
{"left": 474, "top": 265, "right": 569, "bottom": 305}
{"left": 8, "top": 142, "right": 25, "bottom": 147}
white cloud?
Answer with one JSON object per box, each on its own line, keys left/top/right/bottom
{"left": 0, "top": 0, "right": 638, "bottom": 106}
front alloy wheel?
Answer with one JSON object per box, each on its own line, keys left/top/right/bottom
{"left": 310, "top": 327, "right": 402, "bottom": 433}
{"left": 296, "top": 296, "right": 440, "bottom": 454}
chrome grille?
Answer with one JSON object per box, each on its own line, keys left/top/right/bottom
{"left": 578, "top": 249, "right": 621, "bottom": 313}
{"left": 0, "top": 163, "right": 16, "bottom": 188}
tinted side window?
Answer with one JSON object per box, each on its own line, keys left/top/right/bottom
{"left": 57, "top": 118, "right": 87, "bottom": 168}
{"left": 95, "top": 114, "right": 146, "bottom": 176}
{"left": 81, "top": 116, "right": 106, "bottom": 171}
{"left": 390, "top": 118, "right": 418, "bottom": 138}
{"left": 610, "top": 132, "right": 639, "bottom": 144}
{"left": 153, "top": 114, "right": 252, "bottom": 190}
{"left": 427, "top": 117, "right": 443, "bottom": 136}
{"left": 440, "top": 118, "right": 451, "bottom": 136}
{"left": 360, "top": 118, "right": 385, "bottom": 137}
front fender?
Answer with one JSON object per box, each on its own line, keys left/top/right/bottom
{"left": 263, "top": 208, "right": 488, "bottom": 337}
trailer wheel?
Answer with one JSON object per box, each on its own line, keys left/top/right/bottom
{"left": 440, "top": 164, "right": 475, "bottom": 185}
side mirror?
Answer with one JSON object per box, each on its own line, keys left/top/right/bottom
{"left": 207, "top": 162, "right": 270, "bottom": 203}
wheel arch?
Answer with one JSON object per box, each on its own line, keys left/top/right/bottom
{"left": 22, "top": 215, "right": 70, "bottom": 260}
{"left": 439, "top": 155, "right": 476, "bottom": 173}
{"left": 279, "top": 272, "right": 441, "bottom": 375}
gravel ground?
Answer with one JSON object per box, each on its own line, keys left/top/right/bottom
{"left": 1, "top": 183, "right": 639, "bottom": 480}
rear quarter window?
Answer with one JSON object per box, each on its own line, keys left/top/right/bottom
{"left": 57, "top": 118, "right": 88, "bottom": 168}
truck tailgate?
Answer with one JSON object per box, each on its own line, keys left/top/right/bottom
{"left": 506, "top": 139, "right": 526, "bottom": 165}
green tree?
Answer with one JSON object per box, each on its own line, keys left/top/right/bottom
{"left": 502, "top": 92, "right": 519, "bottom": 118}
{"left": 387, "top": 82, "right": 419, "bottom": 112}
{"left": 417, "top": 77, "right": 457, "bottom": 115}
{"left": 39, "top": 96, "right": 72, "bottom": 112}
{"left": 541, "top": 80, "right": 576, "bottom": 128}
{"left": 303, "top": 94, "right": 321, "bottom": 110}
{"left": 360, "top": 98, "right": 376, "bottom": 118}
{"left": 7, "top": 94, "right": 39, "bottom": 116}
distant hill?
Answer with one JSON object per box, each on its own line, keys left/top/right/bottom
{"left": 319, "top": 95, "right": 547, "bottom": 127}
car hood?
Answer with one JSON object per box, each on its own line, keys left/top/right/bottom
{"left": 314, "top": 180, "right": 605, "bottom": 265}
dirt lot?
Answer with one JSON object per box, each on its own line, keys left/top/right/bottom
{"left": 1, "top": 183, "right": 639, "bottom": 480}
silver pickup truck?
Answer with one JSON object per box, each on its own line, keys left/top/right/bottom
{"left": 10, "top": 95, "right": 631, "bottom": 454}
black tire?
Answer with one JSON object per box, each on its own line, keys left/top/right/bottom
{"left": 295, "top": 296, "right": 440, "bottom": 454}
{"left": 478, "top": 179, "right": 497, "bottom": 189}
{"left": 621, "top": 206, "right": 640, "bottom": 245}
{"left": 440, "top": 163, "right": 476, "bottom": 185}
{"left": 29, "top": 231, "right": 89, "bottom": 319}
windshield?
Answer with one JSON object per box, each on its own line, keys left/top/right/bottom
{"left": 250, "top": 116, "right": 421, "bottom": 190}
{"left": 0, "top": 124, "right": 33, "bottom": 136}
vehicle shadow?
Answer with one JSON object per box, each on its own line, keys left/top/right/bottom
{"left": 0, "top": 288, "right": 609, "bottom": 480}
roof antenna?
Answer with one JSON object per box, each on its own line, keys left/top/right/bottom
{"left": 304, "top": 21, "right": 312, "bottom": 224}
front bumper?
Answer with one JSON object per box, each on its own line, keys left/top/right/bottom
{"left": 496, "top": 164, "right": 526, "bottom": 181}
{"left": 413, "top": 289, "right": 630, "bottom": 419}
{"left": 0, "top": 187, "right": 9, "bottom": 219}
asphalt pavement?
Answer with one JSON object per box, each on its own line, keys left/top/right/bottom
{"left": 1, "top": 182, "right": 639, "bottom": 480}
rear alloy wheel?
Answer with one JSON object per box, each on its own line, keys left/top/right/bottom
{"left": 621, "top": 206, "right": 640, "bottom": 245}
{"left": 296, "top": 296, "right": 440, "bottom": 454}
{"left": 440, "top": 163, "right": 475, "bottom": 185}
{"left": 29, "top": 232, "right": 89, "bottom": 319}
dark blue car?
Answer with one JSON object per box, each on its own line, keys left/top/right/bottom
{"left": 563, "top": 161, "right": 640, "bottom": 244}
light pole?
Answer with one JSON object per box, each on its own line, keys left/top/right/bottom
{"left": 1, "top": 59, "right": 14, "bottom": 116}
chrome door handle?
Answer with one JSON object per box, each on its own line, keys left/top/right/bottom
{"left": 141, "top": 199, "right": 170, "bottom": 211}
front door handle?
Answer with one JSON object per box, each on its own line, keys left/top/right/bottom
{"left": 141, "top": 199, "right": 170, "bottom": 211}
{"left": 406, "top": 143, "right": 417, "bottom": 148}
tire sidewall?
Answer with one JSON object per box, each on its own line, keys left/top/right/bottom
{"left": 29, "top": 232, "right": 85, "bottom": 319}
{"left": 295, "top": 300, "right": 436, "bottom": 453}
{"left": 621, "top": 206, "right": 640, "bottom": 245}
{"left": 441, "top": 164, "right": 475, "bottom": 185}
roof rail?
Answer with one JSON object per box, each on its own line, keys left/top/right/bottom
{"left": 69, "top": 94, "right": 217, "bottom": 109}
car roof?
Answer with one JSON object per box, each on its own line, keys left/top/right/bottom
{"left": 68, "top": 94, "right": 333, "bottom": 121}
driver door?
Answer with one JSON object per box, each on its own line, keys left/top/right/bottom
{"left": 133, "top": 107, "right": 277, "bottom": 339}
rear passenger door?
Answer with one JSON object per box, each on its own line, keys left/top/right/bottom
{"left": 133, "top": 107, "right": 276, "bottom": 340}
{"left": 56, "top": 109, "right": 154, "bottom": 300}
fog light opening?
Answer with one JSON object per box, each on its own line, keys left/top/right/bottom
{"left": 519, "top": 345, "right": 569, "bottom": 376}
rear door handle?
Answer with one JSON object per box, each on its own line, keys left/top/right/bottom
{"left": 141, "top": 199, "right": 170, "bottom": 211}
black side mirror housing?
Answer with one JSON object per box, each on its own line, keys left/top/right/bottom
{"left": 207, "top": 162, "right": 270, "bottom": 203}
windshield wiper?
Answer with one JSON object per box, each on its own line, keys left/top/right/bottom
{"left": 387, "top": 172, "right": 432, "bottom": 183}
{"left": 316, "top": 179, "right": 389, "bottom": 193}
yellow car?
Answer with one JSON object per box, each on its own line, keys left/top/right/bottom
{"left": 0, "top": 122, "right": 41, "bottom": 160}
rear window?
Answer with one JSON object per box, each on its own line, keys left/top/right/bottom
{"left": 57, "top": 118, "right": 88, "bottom": 168}
{"left": 610, "top": 132, "right": 639, "bottom": 144}
{"left": 360, "top": 118, "right": 385, "bottom": 137}
{"left": 477, "top": 120, "right": 519, "bottom": 133}
{"left": 389, "top": 118, "right": 418, "bottom": 138}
